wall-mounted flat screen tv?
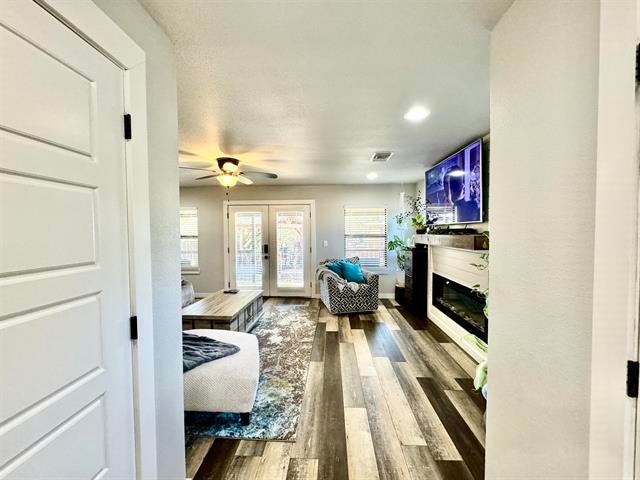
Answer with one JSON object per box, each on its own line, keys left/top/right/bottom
{"left": 425, "top": 138, "right": 483, "bottom": 225}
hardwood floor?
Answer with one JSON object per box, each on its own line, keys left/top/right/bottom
{"left": 187, "top": 298, "right": 486, "bottom": 480}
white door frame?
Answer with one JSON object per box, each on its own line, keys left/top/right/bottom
{"left": 588, "top": 0, "right": 639, "bottom": 478}
{"left": 33, "top": 1, "right": 158, "bottom": 478}
{"left": 223, "top": 200, "right": 317, "bottom": 297}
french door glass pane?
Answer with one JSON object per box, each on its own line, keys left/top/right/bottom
{"left": 276, "top": 211, "right": 304, "bottom": 288}
{"left": 235, "top": 212, "right": 263, "bottom": 289}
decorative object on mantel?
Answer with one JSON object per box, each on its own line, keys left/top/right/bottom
{"left": 427, "top": 233, "right": 489, "bottom": 250}
{"left": 395, "top": 189, "right": 438, "bottom": 235}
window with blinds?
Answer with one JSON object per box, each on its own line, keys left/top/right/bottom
{"left": 180, "top": 207, "right": 199, "bottom": 271}
{"left": 344, "top": 207, "right": 387, "bottom": 268}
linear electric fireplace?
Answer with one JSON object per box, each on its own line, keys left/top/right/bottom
{"left": 432, "top": 272, "right": 488, "bottom": 342}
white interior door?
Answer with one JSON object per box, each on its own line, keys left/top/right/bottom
{"left": 228, "top": 205, "right": 270, "bottom": 293}
{"left": 268, "top": 205, "right": 311, "bottom": 297}
{"left": 0, "top": 2, "right": 135, "bottom": 479}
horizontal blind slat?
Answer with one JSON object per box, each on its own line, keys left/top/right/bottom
{"left": 180, "top": 208, "right": 199, "bottom": 268}
{"left": 344, "top": 207, "right": 387, "bottom": 267}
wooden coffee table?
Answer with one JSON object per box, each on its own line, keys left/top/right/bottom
{"left": 182, "top": 289, "right": 264, "bottom": 332}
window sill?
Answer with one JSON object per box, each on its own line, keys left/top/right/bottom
{"left": 181, "top": 269, "right": 200, "bottom": 275}
{"left": 364, "top": 267, "right": 395, "bottom": 275}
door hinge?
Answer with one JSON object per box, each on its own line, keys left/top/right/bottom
{"left": 124, "top": 114, "right": 132, "bottom": 140}
{"left": 227, "top": 247, "right": 230, "bottom": 254}
{"left": 228, "top": 281, "right": 231, "bottom": 288}
{"left": 636, "top": 43, "right": 639, "bottom": 84}
{"left": 227, "top": 211, "right": 229, "bottom": 219}
{"left": 130, "top": 315, "right": 138, "bottom": 340}
{"left": 627, "top": 360, "right": 639, "bottom": 398}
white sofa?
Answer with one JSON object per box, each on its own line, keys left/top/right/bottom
{"left": 183, "top": 329, "right": 259, "bottom": 424}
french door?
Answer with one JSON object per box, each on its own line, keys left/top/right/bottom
{"left": 228, "top": 204, "right": 312, "bottom": 297}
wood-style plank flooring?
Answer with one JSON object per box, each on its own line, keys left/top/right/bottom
{"left": 187, "top": 298, "right": 486, "bottom": 480}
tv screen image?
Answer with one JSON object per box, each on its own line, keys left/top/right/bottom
{"left": 425, "top": 138, "right": 482, "bottom": 225}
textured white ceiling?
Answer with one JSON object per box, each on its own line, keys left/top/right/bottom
{"left": 140, "top": 0, "right": 513, "bottom": 186}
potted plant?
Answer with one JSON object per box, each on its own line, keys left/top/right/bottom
{"left": 387, "top": 235, "right": 409, "bottom": 270}
{"left": 395, "top": 190, "right": 437, "bottom": 235}
{"left": 411, "top": 213, "right": 427, "bottom": 234}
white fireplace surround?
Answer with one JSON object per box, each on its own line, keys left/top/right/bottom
{"left": 427, "top": 245, "right": 489, "bottom": 362}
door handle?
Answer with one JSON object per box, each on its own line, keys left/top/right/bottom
{"left": 263, "top": 244, "right": 269, "bottom": 260}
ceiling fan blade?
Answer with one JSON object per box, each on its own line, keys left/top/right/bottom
{"left": 179, "top": 149, "right": 200, "bottom": 157}
{"left": 236, "top": 174, "right": 253, "bottom": 185}
{"left": 179, "top": 165, "right": 216, "bottom": 172}
{"left": 195, "top": 174, "right": 220, "bottom": 180}
{"left": 241, "top": 171, "right": 278, "bottom": 179}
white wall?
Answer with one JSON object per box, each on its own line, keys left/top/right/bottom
{"left": 487, "top": 1, "right": 600, "bottom": 478}
{"left": 91, "top": 1, "right": 185, "bottom": 479}
{"left": 180, "top": 184, "right": 413, "bottom": 295}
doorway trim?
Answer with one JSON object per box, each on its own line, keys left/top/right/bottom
{"left": 588, "top": 0, "right": 639, "bottom": 478}
{"left": 33, "top": 1, "right": 158, "bottom": 478}
{"left": 223, "top": 200, "right": 317, "bottom": 297}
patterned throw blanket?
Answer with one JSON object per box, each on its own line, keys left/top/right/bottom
{"left": 315, "top": 266, "right": 363, "bottom": 293}
{"left": 182, "top": 332, "right": 240, "bottom": 373}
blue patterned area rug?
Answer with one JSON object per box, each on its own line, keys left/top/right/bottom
{"left": 184, "top": 301, "right": 319, "bottom": 442}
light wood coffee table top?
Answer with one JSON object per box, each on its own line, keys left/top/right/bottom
{"left": 182, "top": 289, "right": 263, "bottom": 321}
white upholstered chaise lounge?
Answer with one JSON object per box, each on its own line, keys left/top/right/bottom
{"left": 183, "top": 329, "right": 259, "bottom": 425}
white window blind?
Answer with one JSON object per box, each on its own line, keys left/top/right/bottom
{"left": 344, "top": 207, "right": 387, "bottom": 268}
{"left": 180, "top": 207, "right": 199, "bottom": 271}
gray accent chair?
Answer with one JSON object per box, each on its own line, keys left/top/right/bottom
{"left": 317, "top": 257, "right": 379, "bottom": 315}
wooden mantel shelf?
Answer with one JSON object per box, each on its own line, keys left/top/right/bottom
{"left": 426, "top": 234, "right": 489, "bottom": 251}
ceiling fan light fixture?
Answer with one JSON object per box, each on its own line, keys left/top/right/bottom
{"left": 221, "top": 161, "right": 239, "bottom": 173}
{"left": 216, "top": 173, "right": 239, "bottom": 187}
{"left": 217, "top": 157, "right": 240, "bottom": 173}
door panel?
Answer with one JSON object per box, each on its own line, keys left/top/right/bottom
{"left": 269, "top": 205, "right": 311, "bottom": 297}
{"left": 0, "top": 2, "right": 134, "bottom": 478}
{"left": 229, "top": 205, "right": 269, "bottom": 292}
{"left": 0, "top": 296, "right": 102, "bottom": 422}
{"left": 4, "top": 401, "right": 107, "bottom": 480}
{"left": 0, "top": 173, "right": 96, "bottom": 274}
{"left": 0, "top": 21, "right": 93, "bottom": 154}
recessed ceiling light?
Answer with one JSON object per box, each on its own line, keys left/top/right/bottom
{"left": 404, "top": 105, "right": 430, "bottom": 123}
{"left": 367, "top": 172, "right": 378, "bottom": 180}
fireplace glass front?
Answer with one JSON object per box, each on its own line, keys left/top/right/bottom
{"left": 432, "top": 272, "right": 488, "bottom": 342}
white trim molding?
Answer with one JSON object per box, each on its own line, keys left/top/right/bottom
{"left": 589, "top": 1, "right": 639, "bottom": 478}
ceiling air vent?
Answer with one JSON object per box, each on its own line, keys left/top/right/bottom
{"left": 370, "top": 151, "right": 394, "bottom": 163}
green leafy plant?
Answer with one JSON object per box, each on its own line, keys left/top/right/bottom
{"left": 387, "top": 235, "right": 410, "bottom": 270}
{"left": 395, "top": 190, "right": 438, "bottom": 233}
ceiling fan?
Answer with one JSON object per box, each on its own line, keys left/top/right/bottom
{"left": 179, "top": 152, "right": 278, "bottom": 187}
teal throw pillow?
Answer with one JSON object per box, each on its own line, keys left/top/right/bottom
{"left": 325, "top": 261, "right": 343, "bottom": 277}
{"left": 340, "top": 260, "right": 365, "bottom": 283}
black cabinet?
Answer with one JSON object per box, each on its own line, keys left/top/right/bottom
{"left": 404, "top": 247, "right": 428, "bottom": 314}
